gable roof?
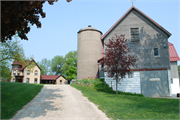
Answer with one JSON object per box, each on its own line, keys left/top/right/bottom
{"left": 168, "top": 42, "right": 180, "bottom": 61}
{"left": 12, "top": 59, "right": 42, "bottom": 71}
{"left": 101, "top": 5, "right": 171, "bottom": 40}
{"left": 40, "top": 75, "right": 67, "bottom": 80}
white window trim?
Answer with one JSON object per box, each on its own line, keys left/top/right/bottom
{"left": 153, "top": 47, "right": 160, "bottom": 57}
{"left": 129, "top": 27, "right": 140, "bottom": 43}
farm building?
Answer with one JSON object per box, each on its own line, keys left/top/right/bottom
{"left": 77, "top": 6, "right": 180, "bottom": 97}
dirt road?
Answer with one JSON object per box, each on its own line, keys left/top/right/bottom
{"left": 11, "top": 85, "right": 109, "bottom": 120}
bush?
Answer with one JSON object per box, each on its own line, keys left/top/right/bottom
{"left": 74, "top": 78, "right": 144, "bottom": 97}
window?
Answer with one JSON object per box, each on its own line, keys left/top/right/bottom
{"left": 13, "top": 79, "right": 15, "bottom": 82}
{"left": 130, "top": 28, "right": 139, "bottom": 42}
{"left": 34, "top": 78, "right": 37, "bottom": 84}
{"left": 35, "top": 71, "right": 38, "bottom": 76}
{"left": 13, "top": 70, "right": 16, "bottom": 76}
{"left": 154, "top": 48, "right": 159, "bottom": 56}
{"left": 18, "top": 71, "right": 20, "bottom": 75}
{"left": 26, "top": 78, "right": 29, "bottom": 83}
{"left": 27, "top": 70, "right": 30, "bottom": 75}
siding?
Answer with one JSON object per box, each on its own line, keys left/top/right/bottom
{"left": 103, "top": 9, "right": 170, "bottom": 70}
{"left": 170, "top": 61, "right": 179, "bottom": 78}
{"left": 105, "top": 71, "right": 141, "bottom": 94}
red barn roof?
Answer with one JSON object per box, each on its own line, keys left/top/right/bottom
{"left": 168, "top": 42, "right": 180, "bottom": 61}
{"left": 40, "top": 75, "right": 60, "bottom": 80}
{"left": 101, "top": 5, "right": 171, "bottom": 40}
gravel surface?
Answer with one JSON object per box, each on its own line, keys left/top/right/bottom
{"left": 11, "top": 85, "right": 110, "bottom": 120}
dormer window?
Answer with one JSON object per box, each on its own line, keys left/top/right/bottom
{"left": 130, "top": 28, "right": 139, "bottom": 42}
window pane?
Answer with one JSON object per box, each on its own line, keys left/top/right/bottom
{"left": 131, "top": 28, "right": 139, "bottom": 34}
{"left": 154, "top": 48, "right": 159, "bottom": 56}
{"left": 131, "top": 34, "right": 139, "bottom": 42}
{"left": 34, "top": 78, "right": 37, "bottom": 83}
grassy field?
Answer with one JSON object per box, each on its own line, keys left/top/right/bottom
{"left": 1, "top": 82, "right": 44, "bottom": 119}
{"left": 71, "top": 84, "right": 179, "bottom": 119}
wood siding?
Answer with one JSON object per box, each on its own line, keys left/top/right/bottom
{"left": 103, "top": 9, "right": 170, "bottom": 70}
{"left": 105, "top": 72, "right": 141, "bottom": 94}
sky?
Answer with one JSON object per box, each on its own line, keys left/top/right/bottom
{"left": 19, "top": 0, "right": 180, "bottom": 65}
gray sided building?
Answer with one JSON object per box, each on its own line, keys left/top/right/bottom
{"left": 100, "top": 6, "right": 172, "bottom": 97}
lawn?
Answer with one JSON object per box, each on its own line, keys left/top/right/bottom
{"left": 1, "top": 82, "right": 44, "bottom": 119}
{"left": 71, "top": 84, "right": 179, "bottom": 119}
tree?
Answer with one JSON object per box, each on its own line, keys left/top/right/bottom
{"left": 64, "top": 51, "right": 77, "bottom": 61}
{"left": 63, "top": 58, "right": 77, "bottom": 80}
{"left": 63, "top": 51, "right": 77, "bottom": 80}
{"left": 0, "top": 61, "right": 12, "bottom": 82}
{"left": 51, "top": 55, "right": 64, "bottom": 75}
{"left": 1, "top": 0, "right": 72, "bottom": 42}
{"left": 37, "top": 58, "right": 53, "bottom": 75}
{"left": 100, "top": 34, "right": 137, "bottom": 95}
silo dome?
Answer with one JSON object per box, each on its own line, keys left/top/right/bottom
{"left": 77, "top": 25, "right": 103, "bottom": 80}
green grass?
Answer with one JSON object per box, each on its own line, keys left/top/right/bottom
{"left": 71, "top": 84, "right": 179, "bottom": 119}
{"left": 1, "top": 82, "right": 44, "bottom": 119}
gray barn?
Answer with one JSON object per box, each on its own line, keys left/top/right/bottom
{"left": 100, "top": 6, "right": 172, "bottom": 97}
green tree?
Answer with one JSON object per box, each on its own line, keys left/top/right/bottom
{"left": 64, "top": 51, "right": 77, "bottom": 61}
{"left": 63, "top": 58, "right": 77, "bottom": 80}
{"left": 0, "top": 61, "right": 12, "bottom": 82}
{"left": 37, "top": 58, "right": 53, "bottom": 75}
{"left": 51, "top": 55, "right": 64, "bottom": 75}
{"left": 1, "top": 0, "right": 72, "bottom": 42}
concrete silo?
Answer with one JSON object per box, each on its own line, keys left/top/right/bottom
{"left": 77, "top": 25, "right": 103, "bottom": 80}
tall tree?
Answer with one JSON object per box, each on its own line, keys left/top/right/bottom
{"left": 0, "top": 61, "right": 12, "bottom": 82}
{"left": 63, "top": 51, "right": 77, "bottom": 80}
{"left": 51, "top": 55, "right": 64, "bottom": 75}
{"left": 100, "top": 34, "right": 137, "bottom": 95}
{"left": 1, "top": 0, "right": 72, "bottom": 42}
{"left": 63, "top": 58, "right": 77, "bottom": 80}
{"left": 37, "top": 58, "right": 53, "bottom": 75}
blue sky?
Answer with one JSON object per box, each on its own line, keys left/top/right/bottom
{"left": 20, "top": 0, "right": 180, "bottom": 65}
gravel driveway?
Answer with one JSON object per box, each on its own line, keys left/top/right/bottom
{"left": 11, "top": 85, "right": 109, "bottom": 120}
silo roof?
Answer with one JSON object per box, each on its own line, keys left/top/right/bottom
{"left": 78, "top": 26, "right": 102, "bottom": 35}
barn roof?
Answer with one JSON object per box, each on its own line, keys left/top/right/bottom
{"left": 40, "top": 75, "right": 60, "bottom": 80}
{"left": 101, "top": 5, "right": 171, "bottom": 40}
{"left": 40, "top": 75, "right": 67, "bottom": 80}
{"left": 168, "top": 42, "right": 180, "bottom": 61}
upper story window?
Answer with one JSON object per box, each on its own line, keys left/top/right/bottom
{"left": 130, "top": 28, "right": 139, "bottom": 42}
{"left": 128, "top": 72, "right": 133, "bottom": 78}
{"left": 27, "top": 70, "right": 30, "bottom": 75}
{"left": 154, "top": 48, "right": 159, "bottom": 57}
{"left": 13, "top": 70, "right": 16, "bottom": 76}
{"left": 18, "top": 71, "right": 20, "bottom": 75}
{"left": 35, "top": 71, "right": 38, "bottom": 76}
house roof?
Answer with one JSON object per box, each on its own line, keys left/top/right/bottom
{"left": 40, "top": 75, "right": 67, "bottom": 80}
{"left": 12, "top": 59, "right": 42, "bottom": 71}
{"left": 101, "top": 5, "right": 171, "bottom": 40}
{"left": 168, "top": 42, "right": 180, "bottom": 61}
{"left": 40, "top": 75, "right": 61, "bottom": 80}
